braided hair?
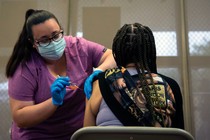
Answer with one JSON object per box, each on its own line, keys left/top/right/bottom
{"left": 112, "top": 23, "right": 157, "bottom": 73}
{"left": 112, "top": 23, "right": 162, "bottom": 126}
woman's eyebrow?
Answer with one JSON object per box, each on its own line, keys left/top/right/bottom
{"left": 37, "top": 31, "right": 59, "bottom": 40}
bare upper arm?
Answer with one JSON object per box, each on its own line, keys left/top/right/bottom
{"left": 89, "top": 80, "right": 102, "bottom": 116}
{"left": 84, "top": 80, "right": 102, "bottom": 126}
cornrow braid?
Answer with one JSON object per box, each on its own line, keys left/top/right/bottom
{"left": 134, "top": 23, "right": 156, "bottom": 125}
{"left": 112, "top": 23, "right": 164, "bottom": 126}
{"left": 143, "top": 26, "right": 157, "bottom": 73}
{"left": 143, "top": 26, "right": 163, "bottom": 106}
{"left": 140, "top": 25, "right": 165, "bottom": 125}
{"left": 113, "top": 24, "right": 130, "bottom": 66}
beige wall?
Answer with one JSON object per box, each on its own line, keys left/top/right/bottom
{"left": 83, "top": 7, "right": 120, "bottom": 48}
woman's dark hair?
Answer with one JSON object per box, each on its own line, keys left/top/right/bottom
{"left": 6, "top": 9, "right": 61, "bottom": 77}
{"left": 112, "top": 23, "right": 163, "bottom": 126}
{"left": 112, "top": 23, "right": 157, "bottom": 73}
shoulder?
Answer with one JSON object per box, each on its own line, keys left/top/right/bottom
{"left": 157, "top": 73, "right": 182, "bottom": 102}
{"left": 64, "top": 35, "right": 85, "bottom": 43}
{"left": 157, "top": 73, "right": 181, "bottom": 92}
{"left": 158, "top": 74, "right": 179, "bottom": 85}
{"left": 15, "top": 52, "right": 42, "bottom": 78}
{"left": 65, "top": 35, "right": 104, "bottom": 48}
{"left": 64, "top": 35, "right": 95, "bottom": 46}
{"left": 64, "top": 36, "right": 104, "bottom": 52}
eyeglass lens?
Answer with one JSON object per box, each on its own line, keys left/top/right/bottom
{"left": 38, "top": 31, "right": 63, "bottom": 47}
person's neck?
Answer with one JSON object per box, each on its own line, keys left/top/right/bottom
{"left": 125, "top": 63, "right": 135, "bottom": 68}
{"left": 45, "top": 54, "right": 65, "bottom": 65}
{"left": 46, "top": 54, "right": 67, "bottom": 77}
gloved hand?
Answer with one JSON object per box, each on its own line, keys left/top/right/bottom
{"left": 50, "top": 76, "right": 70, "bottom": 106}
{"left": 84, "top": 69, "right": 103, "bottom": 100}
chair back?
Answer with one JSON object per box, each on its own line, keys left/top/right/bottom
{"left": 71, "top": 127, "right": 194, "bottom": 140}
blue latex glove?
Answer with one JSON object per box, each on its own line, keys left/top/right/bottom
{"left": 84, "top": 69, "right": 103, "bottom": 100}
{"left": 50, "top": 76, "right": 70, "bottom": 106}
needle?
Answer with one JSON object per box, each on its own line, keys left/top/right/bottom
{"left": 67, "top": 82, "right": 83, "bottom": 90}
{"left": 57, "top": 75, "right": 82, "bottom": 90}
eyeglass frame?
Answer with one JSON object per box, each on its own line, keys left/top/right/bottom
{"left": 35, "top": 30, "right": 64, "bottom": 47}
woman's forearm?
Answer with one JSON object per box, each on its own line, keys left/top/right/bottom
{"left": 10, "top": 98, "right": 57, "bottom": 128}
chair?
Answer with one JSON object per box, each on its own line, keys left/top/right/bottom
{"left": 71, "top": 126, "right": 194, "bottom": 140}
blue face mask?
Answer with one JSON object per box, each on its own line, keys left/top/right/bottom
{"left": 38, "top": 38, "right": 66, "bottom": 60}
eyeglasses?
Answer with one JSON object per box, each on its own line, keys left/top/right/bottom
{"left": 35, "top": 30, "right": 64, "bottom": 47}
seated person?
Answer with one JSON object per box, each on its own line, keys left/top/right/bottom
{"left": 84, "top": 23, "right": 183, "bottom": 128}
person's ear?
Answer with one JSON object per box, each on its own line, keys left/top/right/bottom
{"left": 28, "top": 38, "right": 37, "bottom": 48}
{"left": 33, "top": 44, "right": 37, "bottom": 48}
